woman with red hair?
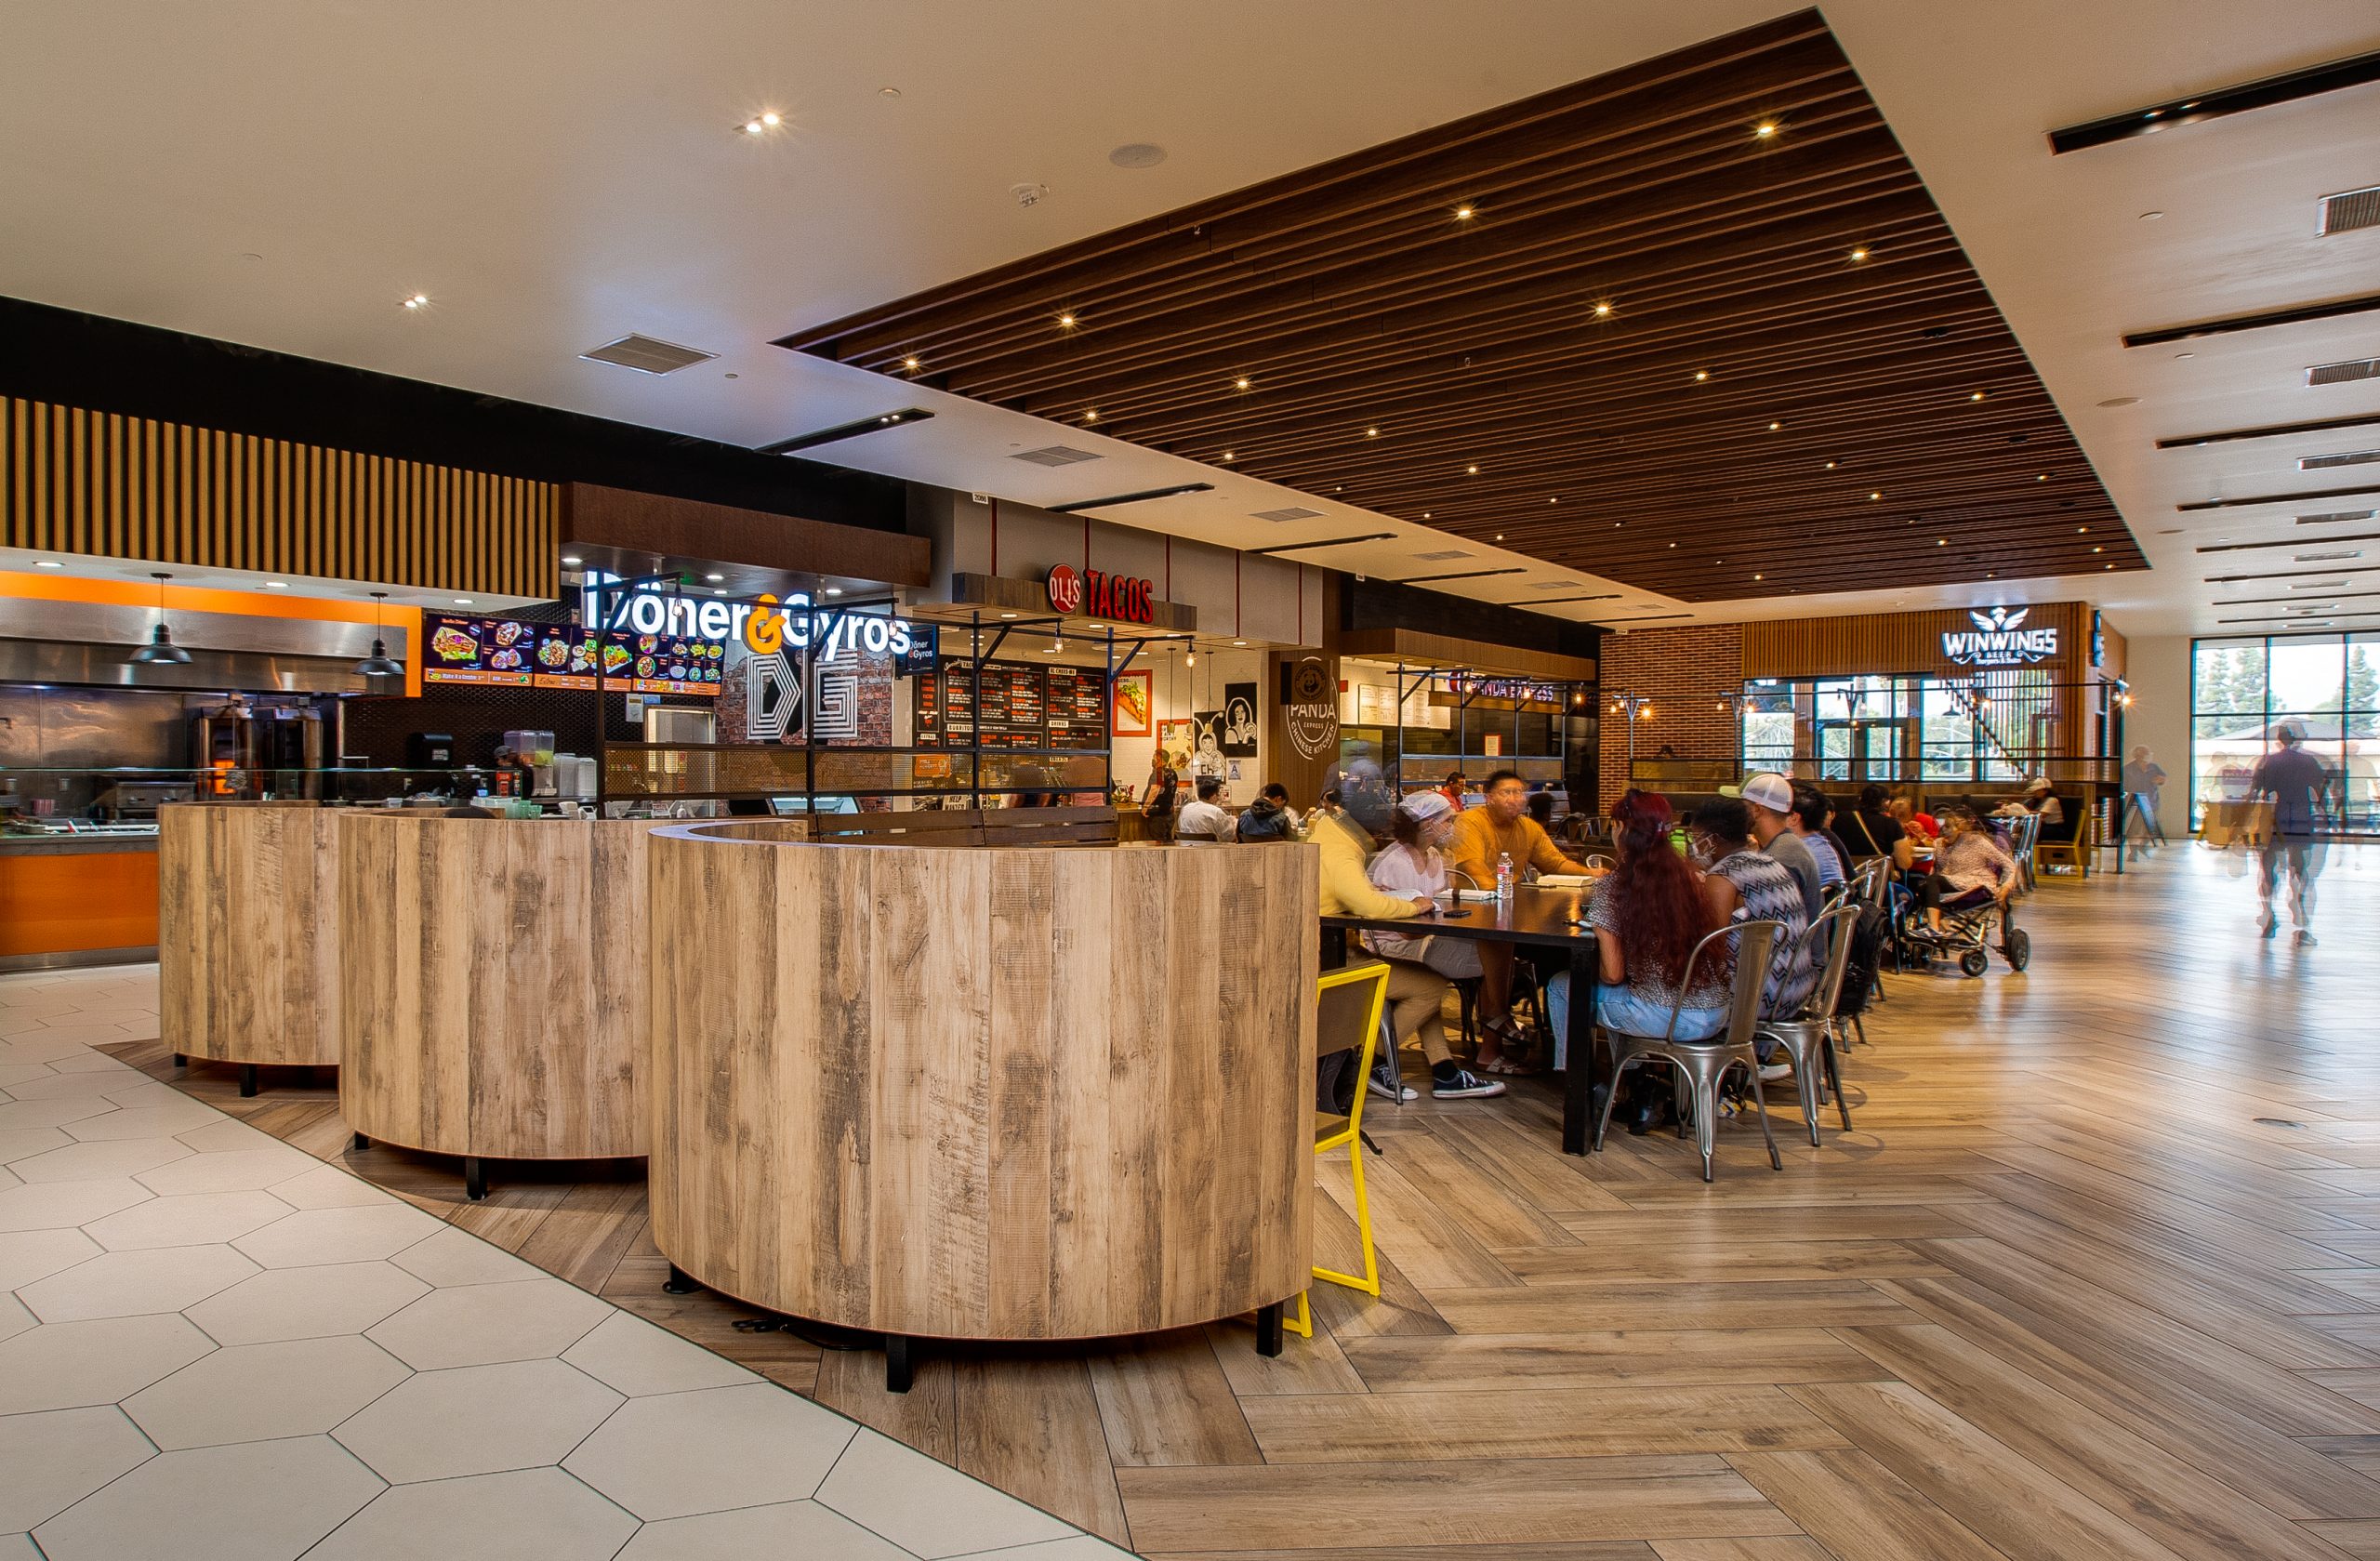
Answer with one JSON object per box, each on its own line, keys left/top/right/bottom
{"left": 1547, "top": 790, "right": 1731, "bottom": 1075}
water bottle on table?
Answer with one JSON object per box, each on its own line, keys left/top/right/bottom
{"left": 1496, "top": 851, "right": 1514, "bottom": 901}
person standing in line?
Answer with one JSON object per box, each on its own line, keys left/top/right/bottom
{"left": 2247, "top": 722, "right": 2331, "bottom": 946}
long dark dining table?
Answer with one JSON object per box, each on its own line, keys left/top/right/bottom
{"left": 1320, "top": 884, "right": 1606, "bottom": 1154}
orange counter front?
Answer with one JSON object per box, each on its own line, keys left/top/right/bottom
{"left": 0, "top": 839, "right": 161, "bottom": 965}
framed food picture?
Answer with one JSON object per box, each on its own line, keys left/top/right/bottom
{"left": 1112, "top": 669, "right": 1153, "bottom": 736}
{"left": 1157, "top": 719, "right": 1195, "bottom": 774}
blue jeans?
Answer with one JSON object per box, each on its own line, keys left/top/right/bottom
{"left": 1544, "top": 972, "right": 1728, "bottom": 1068}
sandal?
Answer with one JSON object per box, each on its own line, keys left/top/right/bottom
{"left": 1476, "top": 1054, "right": 1543, "bottom": 1077}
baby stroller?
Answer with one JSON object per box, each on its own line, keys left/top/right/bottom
{"left": 1895, "top": 883, "right": 2029, "bottom": 978}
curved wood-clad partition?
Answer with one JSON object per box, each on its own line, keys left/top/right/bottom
{"left": 645, "top": 826, "right": 1318, "bottom": 1342}
{"left": 337, "top": 814, "right": 664, "bottom": 1164}
{"left": 160, "top": 802, "right": 341, "bottom": 1073}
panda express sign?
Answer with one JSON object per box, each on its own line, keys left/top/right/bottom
{"left": 1045, "top": 563, "right": 1156, "bottom": 625}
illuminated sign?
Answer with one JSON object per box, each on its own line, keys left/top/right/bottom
{"left": 1044, "top": 563, "right": 1154, "bottom": 624}
{"left": 1941, "top": 606, "right": 2059, "bottom": 668}
{"left": 579, "top": 574, "right": 914, "bottom": 662}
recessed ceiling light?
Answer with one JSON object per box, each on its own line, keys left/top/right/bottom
{"left": 33, "top": 559, "right": 62, "bottom": 569}
{"left": 2078, "top": 526, "right": 2089, "bottom": 534}
{"left": 2139, "top": 210, "right": 2163, "bottom": 220}
{"left": 1969, "top": 390, "right": 1987, "bottom": 402}
{"left": 1000, "top": 612, "right": 1017, "bottom": 619}
{"left": 1234, "top": 640, "right": 1247, "bottom": 646}
{"left": 1221, "top": 450, "right": 1235, "bottom": 461}
{"left": 1058, "top": 312, "right": 1077, "bottom": 328}
{"left": 1870, "top": 491, "right": 1883, "bottom": 500}
{"left": 1421, "top": 511, "right": 1432, "bottom": 519}
{"left": 1849, "top": 246, "right": 1869, "bottom": 261}
{"left": 1753, "top": 574, "right": 1763, "bottom": 581}
{"left": 1754, "top": 122, "right": 1778, "bottom": 139}
{"left": 1693, "top": 369, "right": 1710, "bottom": 382}
{"left": 2175, "top": 351, "right": 2195, "bottom": 360}
{"left": 1826, "top": 461, "right": 1837, "bottom": 470}
{"left": 1496, "top": 534, "right": 1505, "bottom": 540}
{"left": 824, "top": 587, "right": 843, "bottom": 597}
{"left": 402, "top": 294, "right": 428, "bottom": 310}
{"left": 1593, "top": 301, "right": 1612, "bottom": 318}
{"left": 2038, "top": 474, "right": 2049, "bottom": 482}
{"left": 714, "top": 589, "right": 726, "bottom": 597}
{"left": 1768, "top": 421, "right": 1781, "bottom": 430}
{"left": 562, "top": 555, "right": 582, "bottom": 566}
{"left": 1365, "top": 426, "right": 1379, "bottom": 437}
{"left": 2093, "top": 546, "right": 2103, "bottom": 553}
{"left": 1453, "top": 205, "right": 1475, "bottom": 220}
{"left": 1937, "top": 538, "right": 1947, "bottom": 546}
{"left": 903, "top": 355, "right": 920, "bottom": 371}
{"left": 879, "top": 86, "right": 901, "bottom": 99}
{"left": 454, "top": 597, "right": 473, "bottom": 605}
{"left": 262, "top": 580, "right": 288, "bottom": 589}
{"left": 1234, "top": 377, "right": 1251, "bottom": 390}
{"left": 1465, "top": 464, "right": 1479, "bottom": 475}
{"left": 706, "top": 573, "right": 724, "bottom": 582}
{"left": 1548, "top": 496, "right": 1559, "bottom": 504}
{"left": 2106, "top": 563, "right": 2116, "bottom": 570}
{"left": 1083, "top": 409, "right": 1099, "bottom": 422}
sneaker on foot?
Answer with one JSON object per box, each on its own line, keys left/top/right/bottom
{"left": 2259, "top": 908, "right": 2278, "bottom": 938}
{"left": 2295, "top": 928, "right": 2318, "bottom": 947}
{"left": 1757, "top": 1062, "right": 1792, "bottom": 1083}
{"left": 1431, "top": 1067, "right": 1507, "bottom": 1100}
{"left": 1367, "top": 1060, "right": 1418, "bottom": 1103}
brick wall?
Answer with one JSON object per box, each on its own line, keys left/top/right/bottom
{"left": 1597, "top": 622, "right": 1744, "bottom": 810}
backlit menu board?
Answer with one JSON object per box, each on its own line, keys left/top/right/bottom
{"left": 421, "top": 613, "right": 725, "bottom": 696}
{"left": 914, "top": 662, "right": 1068, "bottom": 747}
{"left": 1043, "top": 667, "right": 1109, "bottom": 749}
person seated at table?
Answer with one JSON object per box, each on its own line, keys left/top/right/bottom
{"left": 1914, "top": 803, "right": 2018, "bottom": 931}
{"left": 1234, "top": 787, "right": 1295, "bottom": 841}
{"left": 1838, "top": 784, "right": 1914, "bottom": 872}
{"left": 1791, "top": 786, "right": 1853, "bottom": 897}
{"left": 1174, "top": 776, "right": 1235, "bottom": 841}
{"left": 1689, "top": 796, "right": 1816, "bottom": 1022}
{"left": 1544, "top": 790, "right": 1728, "bottom": 1128}
{"left": 1740, "top": 772, "right": 1822, "bottom": 920}
{"left": 1366, "top": 792, "right": 1484, "bottom": 983}
{"left": 1998, "top": 776, "right": 2064, "bottom": 826}
{"left": 1437, "top": 769, "right": 1468, "bottom": 809}
{"left": 1526, "top": 787, "right": 1555, "bottom": 829}
{"left": 1313, "top": 802, "right": 1503, "bottom": 1101}
{"left": 1448, "top": 769, "right": 1603, "bottom": 1073}
{"left": 1885, "top": 793, "right": 1938, "bottom": 845}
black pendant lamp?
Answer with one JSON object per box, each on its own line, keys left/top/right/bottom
{"left": 128, "top": 571, "right": 192, "bottom": 665}
{"left": 353, "top": 590, "right": 405, "bottom": 679}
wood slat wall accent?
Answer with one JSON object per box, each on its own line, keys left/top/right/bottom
{"left": 645, "top": 827, "right": 1318, "bottom": 1341}
{"left": 338, "top": 814, "right": 664, "bottom": 1162}
{"left": 2, "top": 396, "right": 560, "bottom": 597}
{"left": 1739, "top": 601, "right": 2090, "bottom": 681}
{"left": 158, "top": 803, "right": 340, "bottom": 1069}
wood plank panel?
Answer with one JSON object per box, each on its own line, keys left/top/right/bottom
{"left": 159, "top": 802, "right": 339, "bottom": 1067}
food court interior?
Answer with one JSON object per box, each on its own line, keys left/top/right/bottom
{"left": 3, "top": 5, "right": 2379, "bottom": 1559}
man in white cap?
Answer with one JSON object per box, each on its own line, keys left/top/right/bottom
{"left": 1740, "top": 772, "right": 1822, "bottom": 921}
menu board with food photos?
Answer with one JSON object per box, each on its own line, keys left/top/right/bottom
{"left": 912, "top": 662, "right": 1063, "bottom": 747}
{"left": 1042, "top": 667, "right": 1109, "bottom": 749}
{"left": 422, "top": 613, "right": 724, "bottom": 696}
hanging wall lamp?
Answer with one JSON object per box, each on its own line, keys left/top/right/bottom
{"left": 353, "top": 591, "right": 405, "bottom": 679}
{"left": 128, "top": 572, "right": 192, "bottom": 665}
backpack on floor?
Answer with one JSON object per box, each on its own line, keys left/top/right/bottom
{"left": 1834, "top": 900, "right": 1893, "bottom": 1015}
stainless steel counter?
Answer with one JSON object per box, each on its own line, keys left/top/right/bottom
{"left": 0, "top": 828, "right": 161, "bottom": 855}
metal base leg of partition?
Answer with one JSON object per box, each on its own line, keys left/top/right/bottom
{"left": 350, "top": 1132, "right": 369, "bottom": 1152}
{"left": 1256, "top": 1302, "right": 1284, "bottom": 1357}
{"left": 238, "top": 1064, "right": 258, "bottom": 1098}
{"left": 884, "top": 1334, "right": 914, "bottom": 1394}
{"left": 463, "top": 1157, "right": 486, "bottom": 1202}
{"left": 171, "top": 1053, "right": 186, "bottom": 1068}
{"left": 662, "top": 1264, "right": 701, "bottom": 1296}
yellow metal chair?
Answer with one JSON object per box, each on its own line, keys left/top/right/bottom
{"left": 1284, "top": 961, "right": 1391, "bottom": 1339}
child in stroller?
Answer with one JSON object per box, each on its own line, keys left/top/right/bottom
{"left": 1897, "top": 802, "right": 2029, "bottom": 976}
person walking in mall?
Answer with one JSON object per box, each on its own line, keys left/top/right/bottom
{"left": 1448, "top": 769, "right": 1602, "bottom": 1073}
{"left": 2248, "top": 721, "right": 2332, "bottom": 946}
{"left": 1741, "top": 772, "right": 1823, "bottom": 919}
{"left": 1312, "top": 800, "right": 1504, "bottom": 1100}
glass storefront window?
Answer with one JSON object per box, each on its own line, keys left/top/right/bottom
{"left": 2188, "top": 634, "right": 2380, "bottom": 835}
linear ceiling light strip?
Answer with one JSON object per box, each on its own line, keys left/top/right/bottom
{"left": 2122, "top": 293, "right": 2380, "bottom": 349}
{"left": 2050, "top": 46, "right": 2380, "bottom": 155}
{"left": 1044, "top": 483, "right": 1214, "bottom": 513}
{"left": 2179, "top": 483, "right": 2380, "bottom": 512}
{"left": 1243, "top": 533, "right": 1396, "bottom": 556}
{"left": 2156, "top": 412, "right": 2380, "bottom": 449}
{"left": 2196, "top": 532, "right": 2380, "bottom": 554}
{"left": 2202, "top": 562, "right": 2380, "bottom": 584}
{"left": 753, "top": 408, "right": 935, "bottom": 455}
{"left": 1385, "top": 567, "right": 1527, "bottom": 585}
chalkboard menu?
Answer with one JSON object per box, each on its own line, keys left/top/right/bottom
{"left": 915, "top": 660, "right": 1102, "bottom": 749}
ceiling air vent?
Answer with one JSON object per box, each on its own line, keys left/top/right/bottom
{"left": 2299, "top": 510, "right": 2377, "bottom": 523}
{"left": 580, "top": 335, "right": 716, "bottom": 375}
{"left": 1250, "top": 507, "right": 1324, "bottom": 523}
{"left": 2296, "top": 549, "right": 2366, "bottom": 562}
{"left": 1529, "top": 580, "right": 1585, "bottom": 591}
{"left": 2301, "top": 449, "right": 2380, "bottom": 470}
{"left": 2320, "top": 185, "right": 2380, "bottom": 236}
{"left": 2307, "top": 358, "right": 2380, "bottom": 387}
{"left": 1411, "top": 549, "right": 1473, "bottom": 562}
{"left": 1009, "top": 445, "right": 1101, "bottom": 467}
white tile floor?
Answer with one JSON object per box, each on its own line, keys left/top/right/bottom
{"left": 0, "top": 964, "right": 1133, "bottom": 1561}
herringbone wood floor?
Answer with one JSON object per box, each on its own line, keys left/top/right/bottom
{"left": 122, "top": 842, "right": 2380, "bottom": 1559}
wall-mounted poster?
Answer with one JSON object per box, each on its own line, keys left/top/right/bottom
{"left": 1222, "top": 681, "right": 1259, "bottom": 756}
{"left": 1112, "top": 669, "right": 1153, "bottom": 737}
{"left": 1156, "top": 719, "right": 1195, "bottom": 775}
{"left": 1191, "top": 710, "right": 1227, "bottom": 779}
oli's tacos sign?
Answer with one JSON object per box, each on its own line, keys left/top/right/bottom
{"left": 1941, "top": 606, "right": 2059, "bottom": 668}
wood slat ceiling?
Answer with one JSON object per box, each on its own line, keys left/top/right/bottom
{"left": 782, "top": 9, "right": 2143, "bottom": 605}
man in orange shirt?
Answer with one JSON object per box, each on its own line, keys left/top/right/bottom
{"left": 1447, "top": 770, "right": 1600, "bottom": 1072}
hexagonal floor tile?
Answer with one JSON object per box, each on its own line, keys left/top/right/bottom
{"left": 0, "top": 1226, "right": 100, "bottom": 1290}
{"left": 268, "top": 1163, "right": 390, "bottom": 1210}
{"left": 333, "top": 1357, "right": 620, "bottom": 1484}
{"left": 0, "top": 1406, "right": 156, "bottom": 1533}
{"left": 615, "top": 1500, "right": 918, "bottom": 1561}
{"left": 9, "top": 1138, "right": 194, "bottom": 1184}
{"left": 0, "top": 1178, "right": 151, "bottom": 1235}
{"left": 33, "top": 1434, "right": 383, "bottom": 1561}
{"left": 563, "top": 1383, "right": 856, "bottom": 1521}
{"left": 233, "top": 1203, "right": 443, "bottom": 1268}
{"left": 0, "top": 1097, "right": 119, "bottom": 1134}
{"left": 184, "top": 1261, "right": 430, "bottom": 1345}
{"left": 20, "top": 1244, "right": 258, "bottom": 1322}
{"left": 125, "top": 1335, "right": 410, "bottom": 1450}
{"left": 0, "top": 1293, "right": 32, "bottom": 1343}
{"left": 0, "top": 1314, "right": 214, "bottom": 1415}
{"left": 364, "top": 1277, "right": 609, "bottom": 1370}
{"left": 3, "top": 1070, "right": 136, "bottom": 1101}
{"left": 63, "top": 1103, "right": 223, "bottom": 1143}
{"left": 85, "top": 1191, "right": 292, "bottom": 1251}
{"left": 174, "top": 1118, "right": 281, "bottom": 1154}
{"left": 306, "top": 1466, "right": 635, "bottom": 1561}
{"left": 947, "top": 1540, "right": 1135, "bottom": 1560}
{"left": 0, "top": 1126, "right": 72, "bottom": 1163}
{"left": 390, "top": 1224, "right": 545, "bottom": 1288}
{"left": 132, "top": 1144, "right": 315, "bottom": 1196}
{"left": 817, "top": 1430, "right": 1076, "bottom": 1559}
{"left": 561, "top": 1312, "right": 759, "bottom": 1398}
{"left": 0, "top": 1061, "right": 53, "bottom": 1090}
